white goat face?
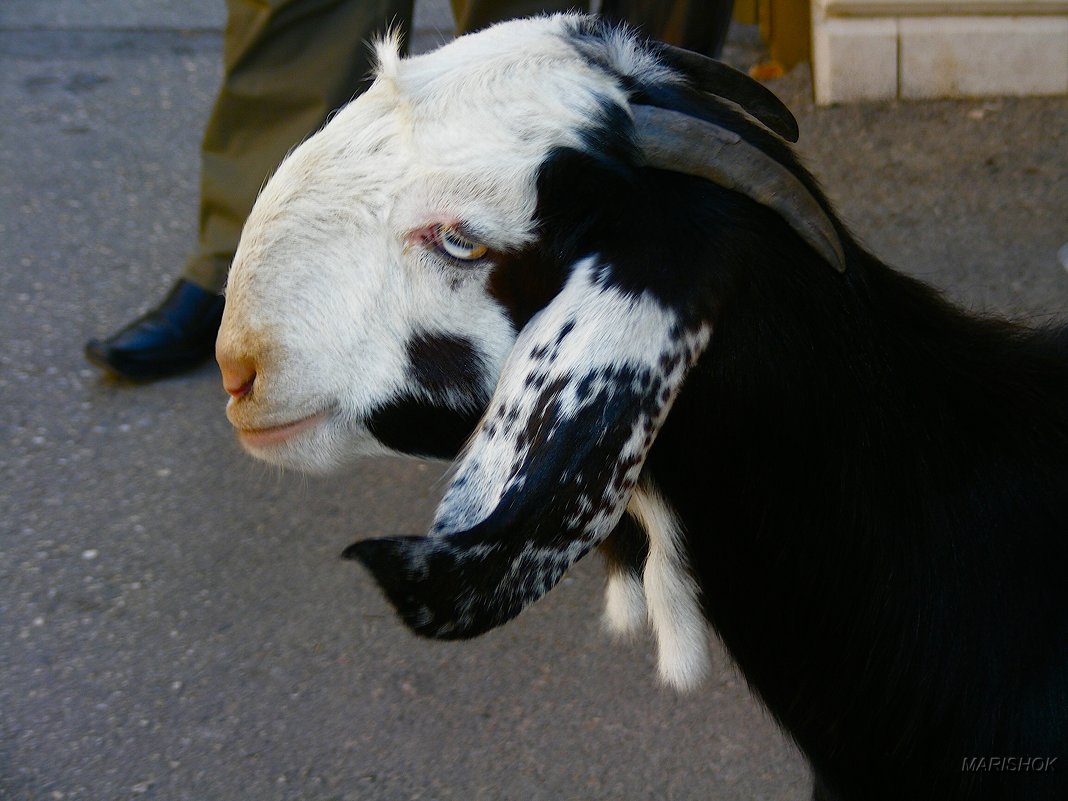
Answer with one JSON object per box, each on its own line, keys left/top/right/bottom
{"left": 218, "top": 14, "right": 830, "bottom": 647}
{"left": 218, "top": 16, "right": 643, "bottom": 471}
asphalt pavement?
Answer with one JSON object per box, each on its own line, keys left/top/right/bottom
{"left": 2, "top": 2, "right": 1067, "bottom": 800}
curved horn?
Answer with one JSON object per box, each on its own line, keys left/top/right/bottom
{"left": 632, "top": 105, "right": 847, "bottom": 273}
{"left": 652, "top": 43, "right": 800, "bottom": 143}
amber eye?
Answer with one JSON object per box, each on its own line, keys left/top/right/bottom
{"left": 433, "top": 223, "right": 488, "bottom": 262}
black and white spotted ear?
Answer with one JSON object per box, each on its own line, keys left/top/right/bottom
{"left": 345, "top": 257, "right": 709, "bottom": 639}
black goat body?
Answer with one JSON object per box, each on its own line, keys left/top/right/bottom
{"left": 546, "top": 145, "right": 1068, "bottom": 800}
{"left": 667, "top": 224, "right": 1068, "bottom": 801}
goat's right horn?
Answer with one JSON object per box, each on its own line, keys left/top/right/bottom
{"left": 632, "top": 104, "right": 847, "bottom": 273}
{"left": 652, "top": 42, "right": 800, "bottom": 143}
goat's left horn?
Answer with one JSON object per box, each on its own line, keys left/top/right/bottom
{"left": 652, "top": 42, "right": 800, "bottom": 143}
{"left": 632, "top": 105, "right": 847, "bottom": 273}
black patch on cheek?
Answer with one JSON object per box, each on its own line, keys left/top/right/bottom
{"left": 407, "top": 332, "right": 485, "bottom": 399}
{"left": 366, "top": 398, "right": 481, "bottom": 460}
{"left": 369, "top": 334, "right": 496, "bottom": 459}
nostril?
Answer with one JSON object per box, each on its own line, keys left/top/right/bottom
{"left": 230, "top": 372, "right": 256, "bottom": 399}
{"left": 218, "top": 352, "right": 257, "bottom": 399}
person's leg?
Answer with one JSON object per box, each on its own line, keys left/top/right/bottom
{"left": 450, "top": 0, "right": 581, "bottom": 35}
{"left": 453, "top": 0, "right": 734, "bottom": 58}
{"left": 87, "top": 0, "right": 414, "bottom": 380}
{"left": 601, "top": 0, "right": 735, "bottom": 58}
{"left": 187, "top": 0, "right": 415, "bottom": 292}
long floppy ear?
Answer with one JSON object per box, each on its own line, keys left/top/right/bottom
{"left": 346, "top": 257, "right": 709, "bottom": 639}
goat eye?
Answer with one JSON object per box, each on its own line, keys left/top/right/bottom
{"left": 433, "top": 224, "right": 488, "bottom": 262}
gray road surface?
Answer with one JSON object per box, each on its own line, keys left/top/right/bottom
{"left": 2, "top": 2, "right": 1067, "bottom": 800}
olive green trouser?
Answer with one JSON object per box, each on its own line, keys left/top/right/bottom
{"left": 183, "top": 0, "right": 733, "bottom": 292}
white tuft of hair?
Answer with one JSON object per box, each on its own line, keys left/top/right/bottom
{"left": 372, "top": 27, "right": 404, "bottom": 84}
{"left": 603, "top": 567, "right": 648, "bottom": 637}
{"left": 628, "top": 485, "right": 710, "bottom": 691}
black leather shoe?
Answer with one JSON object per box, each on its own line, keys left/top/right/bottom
{"left": 85, "top": 279, "right": 225, "bottom": 381}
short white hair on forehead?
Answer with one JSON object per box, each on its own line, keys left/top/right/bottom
{"left": 372, "top": 15, "right": 670, "bottom": 146}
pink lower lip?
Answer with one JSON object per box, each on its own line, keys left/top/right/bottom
{"left": 238, "top": 412, "right": 325, "bottom": 448}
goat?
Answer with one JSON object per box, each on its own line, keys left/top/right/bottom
{"left": 215, "top": 15, "right": 1068, "bottom": 801}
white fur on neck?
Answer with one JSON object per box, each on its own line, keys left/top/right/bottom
{"left": 627, "top": 485, "right": 710, "bottom": 691}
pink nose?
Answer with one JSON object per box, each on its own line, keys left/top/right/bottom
{"left": 217, "top": 350, "right": 256, "bottom": 399}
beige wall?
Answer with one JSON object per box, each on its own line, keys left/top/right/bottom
{"left": 811, "top": 0, "right": 1068, "bottom": 102}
